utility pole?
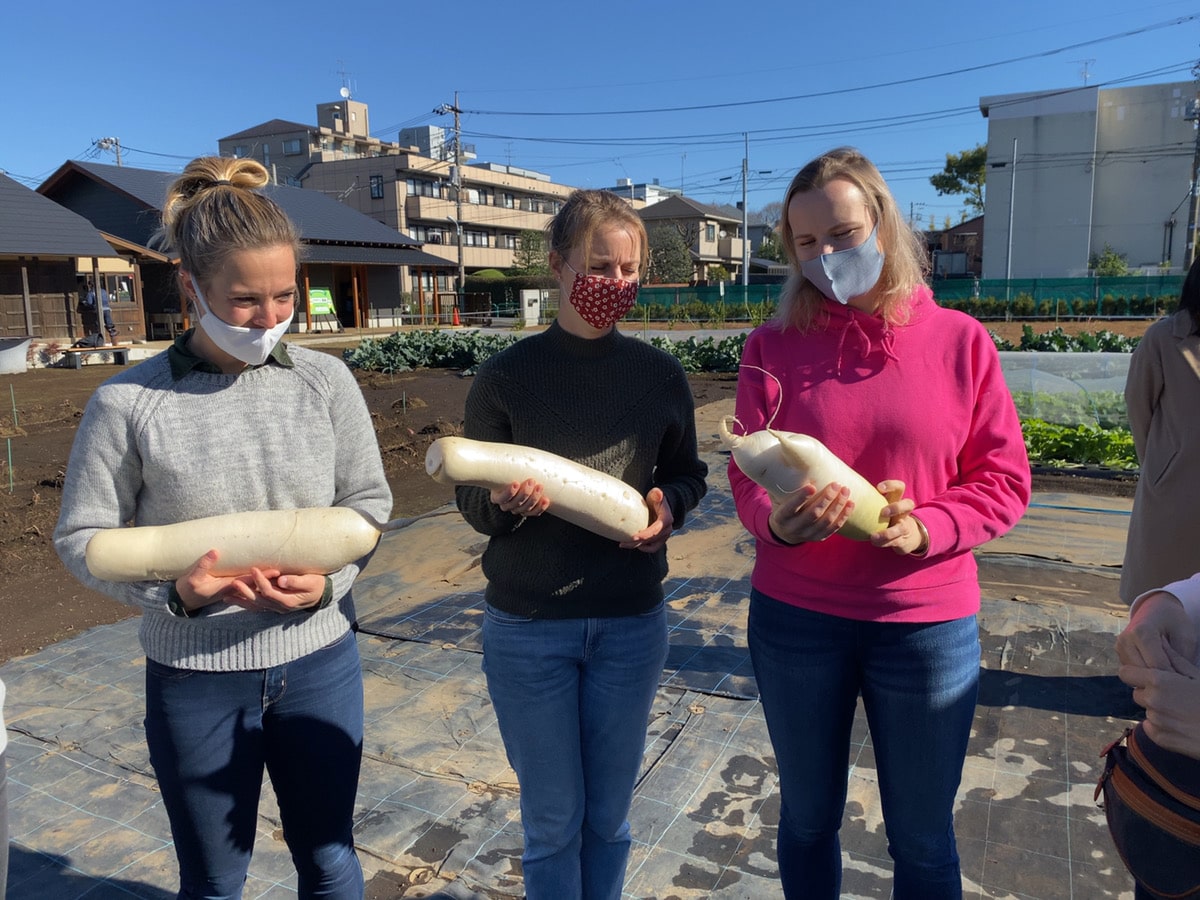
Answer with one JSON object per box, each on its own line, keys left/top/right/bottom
{"left": 1184, "top": 85, "right": 1200, "bottom": 269}
{"left": 97, "top": 137, "right": 122, "bottom": 166}
{"left": 741, "top": 134, "right": 749, "bottom": 288}
{"left": 435, "top": 94, "right": 465, "bottom": 314}
{"left": 1005, "top": 138, "right": 1017, "bottom": 302}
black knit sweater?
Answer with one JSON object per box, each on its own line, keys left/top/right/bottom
{"left": 456, "top": 322, "right": 708, "bottom": 618}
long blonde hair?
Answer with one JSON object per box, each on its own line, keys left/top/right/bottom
{"left": 155, "top": 157, "right": 301, "bottom": 289}
{"left": 546, "top": 190, "right": 649, "bottom": 277}
{"left": 775, "top": 147, "right": 928, "bottom": 332}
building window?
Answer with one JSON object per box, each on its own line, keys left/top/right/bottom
{"left": 232, "top": 145, "right": 249, "bottom": 158}
{"left": 406, "top": 178, "right": 440, "bottom": 198}
{"left": 262, "top": 145, "right": 270, "bottom": 167}
{"left": 282, "top": 139, "right": 302, "bottom": 155}
{"left": 464, "top": 230, "right": 489, "bottom": 247}
{"left": 706, "top": 224, "right": 716, "bottom": 242}
{"left": 408, "top": 225, "right": 445, "bottom": 244}
{"left": 500, "top": 234, "right": 517, "bottom": 250}
{"left": 370, "top": 175, "right": 384, "bottom": 199}
{"left": 502, "top": 192, "right": 515, "bottom": 209}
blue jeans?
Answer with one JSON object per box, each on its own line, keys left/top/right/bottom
{"left": 1, "top": 747, "right": 8, "bottom": 900}
{"left": 748, "top": 590, "right": 980, "bottom": 900}
{"left": 482, "top": 603, "right": 669, "bottom": 900}
{"left": 144, "top": 630, "right": 364, "bottom": 900}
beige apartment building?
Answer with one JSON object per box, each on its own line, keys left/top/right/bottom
{"left": 300, "top": 151, "right": 578, "bottom": 297}
{"left": 220, "top": 99, "right": 586, "bottom": 301}
{"left": 218, "top": 97, "right": 757, "bottom": 304}
{"left": 218, "top": 98, "right": 403, "bottom": 186}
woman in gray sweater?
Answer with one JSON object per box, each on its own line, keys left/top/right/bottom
{"left": 54, "top": 156, "right": 391, "bottom": 900}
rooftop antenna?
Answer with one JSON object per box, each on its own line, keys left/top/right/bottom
{"left": 336, "top": 59, "right": 352, "bottom": 99}
{"left": 1074, "top": 59, "right": 1096, "bottom": 85}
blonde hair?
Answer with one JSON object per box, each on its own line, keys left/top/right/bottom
{"left": 546, "top": 190, "right": 649, "bottom": 277}
{"left": 155, "top": 157, "right": 301, "bottom": 288}
{"left": 775, "top": 147, "right": 928, "bottom": 332}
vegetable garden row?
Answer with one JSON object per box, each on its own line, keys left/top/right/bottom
{"left": 343, "top": 327, "right": 1144, "bottom": 472}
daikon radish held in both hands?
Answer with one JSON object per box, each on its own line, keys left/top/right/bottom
{"left": 719, "top": 416, "right": 889, "bottom": 541}
{"left": 84, "top": 506, "right": 433, "bottom": 583}
{"left": 425, "top": 436, "right": 651, "bottom": 542}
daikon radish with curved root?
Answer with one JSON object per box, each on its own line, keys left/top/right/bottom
{"left": 719, "top": 416, "right": 889, "bottom": 540}
{"left": 717, "top": 416, "right": 806, "bottom": 502}
{"left": 425, "top": 436, "right": 651, "bottom": 542}
{"left": 768, "top": 429, "right": 889, "bottom": 540}
{"left": 84, "top": 506, "right": 438, "bottom": 583}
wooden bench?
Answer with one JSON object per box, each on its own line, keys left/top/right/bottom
{"left": 60, "top": 344, "right": 131, "bottom": 369}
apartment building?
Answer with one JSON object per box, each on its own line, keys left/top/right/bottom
{"left": 980, "top": 80, "right": 1199, "bottom": 278}
{"left": 217, "top": 98, "right": 401, "bottom": 186}
{"left": 218, "top": 97, "right": 753, "bottom": 294}
{"left": 606, "top": 178, "right": 682, "bottom": 205}
{"left": 299, "top": 136, "right": 577, "bottom": 296}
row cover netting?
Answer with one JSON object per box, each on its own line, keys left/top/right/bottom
{"left": 998, "top": 351, "right": 1130, "bottom": 428}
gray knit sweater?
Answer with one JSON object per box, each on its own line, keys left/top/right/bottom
{"left": 456, "top": 322, "right": 708, "bottom": 618}
{"left": 53, "top": 340, "right": 392, "bottom": 671}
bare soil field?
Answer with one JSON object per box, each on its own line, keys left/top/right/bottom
{"left": 0, "top": 319, "right": 1151, "bottom": 663}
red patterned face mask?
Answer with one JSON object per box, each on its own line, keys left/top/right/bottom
{"left": 564, "top": 262, "right": 640, "bottom": 329}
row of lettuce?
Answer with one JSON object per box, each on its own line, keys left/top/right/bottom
{"left": 342, "top": 327, "right": 1141, "bottom": 472}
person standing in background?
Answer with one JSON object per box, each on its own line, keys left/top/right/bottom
{"left": 1115, "top": 573, "right": 1200, "bottom": 899}
{"left": 1120, "top": 257, "right": 1200, "bottom": 603}
{"left": 83, "top": 279, "right": 119, "bottom": 345}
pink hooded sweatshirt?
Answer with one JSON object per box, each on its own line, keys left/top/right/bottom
{"left": 729, "top": 286, "right": 1031, "bottom": 623}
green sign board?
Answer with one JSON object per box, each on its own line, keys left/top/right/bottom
{"left": 308, "top": 288, "right": 335, "bottom": 317}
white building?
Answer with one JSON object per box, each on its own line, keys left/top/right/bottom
{"left": 980, "top": 81, "right": 1199, "bottom": 278}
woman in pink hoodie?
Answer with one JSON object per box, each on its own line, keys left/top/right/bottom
{"left": 729, "top": 147, "right": 1030, "bottom": 899}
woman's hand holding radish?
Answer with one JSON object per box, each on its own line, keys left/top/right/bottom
{"left": 869, "top": 481, "right": 928, "bottom": 557}
{"left": 768, "top": 481, "right": 855, "bottom": 545}
{"left": 175, "top": 550, "right": 327, "bottom": 614}
{"left": 621, "top": 488, "right": 674, "bottom": 553}
{"left": 490, "top": 478, "right": 550, "bottom": 517}
{"left": 246, "top": 569, "right": 327, "bottom": 612}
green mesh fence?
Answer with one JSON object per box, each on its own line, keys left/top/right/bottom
{"left": 932, "top": 275, "right": 1182, "bottom": 318}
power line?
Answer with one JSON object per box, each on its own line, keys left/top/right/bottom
{"left": 459, "top": 15, "right": 1196, "bottom": 118}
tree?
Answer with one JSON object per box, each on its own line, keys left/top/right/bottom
{"left": 756, "top": 230, "right": 787, "bottom": 264}
{"left": 707, "top": 264, "right": 730, "bottom": 282}
{"left": 1089, "top": 243, "right": 1129, "bottom": 277}
{"left": 510, "top": 229, "right": 549, "bottom": 275}
{"left": 749, "top": 201, "right": 783, "bottom": 227}
{"left": 646, "top": 224, "right": 694, "bottom": 284}
{"left": 929, "top": 144, "right": 987, "bottom": 215}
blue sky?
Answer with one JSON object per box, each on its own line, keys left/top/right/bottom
{"left": 4, "top": 0, "right": 1197, "bottom": 226}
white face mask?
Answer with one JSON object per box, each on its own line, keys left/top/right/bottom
{"left": 799, "top": 225, "right": 885, "bottom": 305}
{"left": 190, "top": 276, "right": 293, "bottom": 366}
